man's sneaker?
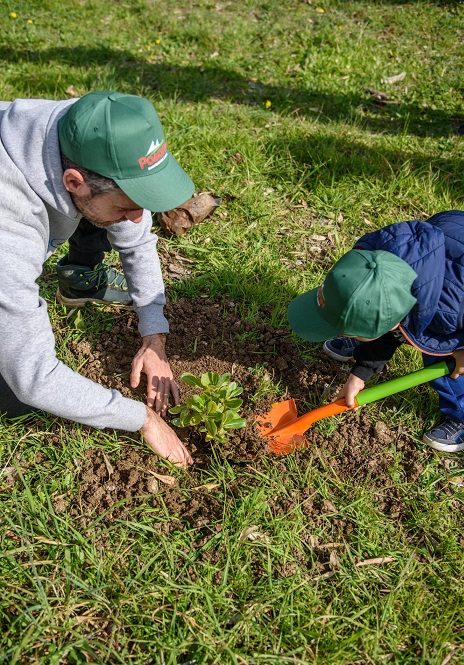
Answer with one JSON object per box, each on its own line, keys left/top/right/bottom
{"left": 322, "top": 337, "right": 362, "bottom": 362}
{"left": 423, "top": 418, "right": 464, "bottom": 452}
{"left": 56, "top": 256, "right": 132, "bottom": 307}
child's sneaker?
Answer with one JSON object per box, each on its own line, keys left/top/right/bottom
{"left": 423, "top": 418, "right": 464, "bottom": 452}
{"left": 322, "top": 337, "right": 362, "bottom": 362}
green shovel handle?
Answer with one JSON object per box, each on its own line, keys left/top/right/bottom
{"left": 355, "top": 357, "right": 456, "bottom": 407}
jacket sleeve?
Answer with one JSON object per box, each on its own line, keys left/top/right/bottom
{"left": 0, "top": 218, "right": 147, "bottom": 431}
{"left": 351, "top": 332, "right": 404, "bottom": 382}
{"left": 106, "top": 210, "right": 169, "bottom": 338}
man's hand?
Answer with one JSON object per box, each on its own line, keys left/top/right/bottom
{"left": 140, "top": 406, "right": 193, "bottom": 468}
{"left": 334, "top": 374, "right": 365, "bottom": 409}
{"left": 130, "top": 333, "right": 180, "bottom": 416}
{"left": 451, "top": 350, "right": 464, "bottom": 379}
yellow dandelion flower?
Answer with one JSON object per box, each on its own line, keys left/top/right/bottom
{"left": 27, "top": 19, "right": 32, "bottom": 23}
{"left": 10, "top": 11, "right": 17, "bottom": 18}
{"left": 316, "top": 7, "right": 325, "bottom": 12}
{"left": 265, "top": 100, "right": 272, "bottom": 109}
{"left": 146, "top": 44, "right": 151, "bottom": 50}
{"left": 155, "top": 38, "right": 161, "bottom": 44}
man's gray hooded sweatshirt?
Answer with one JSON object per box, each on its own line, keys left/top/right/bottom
{"left": 0, "top": 97, "right": 171, "bottom": 431}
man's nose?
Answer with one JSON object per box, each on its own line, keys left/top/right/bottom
{"left": 126, "top": 209, "right": 144, "bottom": 223}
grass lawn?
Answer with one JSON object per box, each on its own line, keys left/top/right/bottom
{"left": 1, "top": 0, "right": 464, "bottom": 663}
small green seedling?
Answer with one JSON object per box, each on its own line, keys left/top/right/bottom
{"left": 169, "top": 372, "right": 247, "bottom": 443}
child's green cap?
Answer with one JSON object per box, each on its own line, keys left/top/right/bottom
{"left": 58, "top": 91, "right": 194, "bottom": 212}
{"left": 287, "top": 249, "right": 417, "bottom": 342}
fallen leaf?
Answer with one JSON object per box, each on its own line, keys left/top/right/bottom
{"left": 157, "top": 193, "right": 221, "bottom": 237}
{"left": 239, "top": 525, "right": 271, "bottom": 544}
{"left": 364, "top": 86, "right": 390, "bottom": 101}
{"left": 192, "top": 482, "right": 220, "bottom": 491}
{"left": 381, "top": 71, "right": 406, "bottom": 84}
{"left": 65, "top": 85, "right": 79, "bottom": 98}
{"left": 148, "top": 471, "right": 177, "bottom": 486}
{"left": 329, "top": 550, "right": 340, "bottom": 570}
{"left": 168, "top": 263, "right": 189, "bottom": 275}
{"left": 355, "top": 556, "right": 394, "bottom": 567}
{"left": 102, "top": 452, "right": 114, "bottom": 478}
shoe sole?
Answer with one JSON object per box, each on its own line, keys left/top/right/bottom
{"left": 56, "top": 289, "right": 132, "bottom": 308}
{"left": 322, "top": 341, "right": 354, "bottom": 363}
{"left": 422, "top": 433, "right": 464, "bottom": 452}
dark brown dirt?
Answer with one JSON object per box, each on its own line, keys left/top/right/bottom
{"left": 65, "top": 293, "right": 424, "bottom": 533}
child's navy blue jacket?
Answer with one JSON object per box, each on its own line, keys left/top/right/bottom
{"left": 355, "top": 210, "right": 464, "bottom": 357}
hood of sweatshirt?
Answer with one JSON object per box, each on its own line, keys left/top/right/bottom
{"left": 0, "top": 97, "right": 80, "bottom": 221}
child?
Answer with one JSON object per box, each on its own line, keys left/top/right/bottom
{"left": 287, "top": 210, "right": 464, "bottom": 452}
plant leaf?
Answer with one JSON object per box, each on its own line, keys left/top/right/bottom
{"left": 223, "top": 411, "right": 247, "bottom": 430}
{"left": 217, "top": 373, "right": 231, "bottom": 387}
{"left": 186, "top": 394, "right": 206, "bottom": 411}
{"left": 200, "top": 372, "right": 213, "bottom": 387}
{"left": 224, "top": 398, "right": 243, "bottom": 410}
{"left": 208, "top": 371, "right": 220, "bottom": 386}
{"left": 205, "top": 418, "right": 218, "bottom": 438}
{"left": 179, "top": 412, "right": 193, "bottom": 427}
{"left": 169, "top": 404, "right": 185, "bottom": 414}
{"left": 189, "top": 413, "right": 203, "bottom": 426}
{"left": 206, "top": 400, "right": 223, "bottom": 417}
{"left": 181, "top": 373, "right": 203, "bottom": 388}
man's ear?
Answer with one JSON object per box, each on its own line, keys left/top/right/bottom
{"left": 63, "top": 168, "right": 91, "bottom": 195}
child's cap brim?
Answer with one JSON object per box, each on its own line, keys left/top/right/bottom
{"left": 287, "top": 288, "right": 343, "bottom": 342}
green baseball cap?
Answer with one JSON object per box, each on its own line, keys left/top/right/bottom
{"left": 58, "top": 91, "right": 195, "bottom": 212}
{"left": 287, "top": 249, "right": 418, "bottom": 342}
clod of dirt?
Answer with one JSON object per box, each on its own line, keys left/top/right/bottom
{"left": 147, "top": 477, "right": 160, "bottom": 494}
{"left": 374, "top": 420, "right": 393, "bottom": 445}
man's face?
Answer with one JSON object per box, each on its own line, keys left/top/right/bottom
{"left": 71, "top": 190, "right": 144, "bottom": 228}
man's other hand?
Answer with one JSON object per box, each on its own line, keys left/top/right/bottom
{"left": 131, "top": 333, "right": 180, "bottom": 416}
{"left": 140, "top": 406, "right": 193, "bottom": 468}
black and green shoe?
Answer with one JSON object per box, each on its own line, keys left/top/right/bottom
{"left": 56, "top": 256, "right": 132, "bottom": 307}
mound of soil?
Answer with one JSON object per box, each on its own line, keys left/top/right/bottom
{"left": 65, "top": 294, "right": 424, "bottom": 529}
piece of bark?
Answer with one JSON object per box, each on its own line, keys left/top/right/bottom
{"left": 156, "top": 193, "right": 221, "bottom": 237}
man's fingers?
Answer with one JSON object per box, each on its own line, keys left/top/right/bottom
{"left": 130, "top": 356, "right": 143, "bottom": 388}
{"left": 146, "top": 383, "right": 157, "bottom": 409}
{"left": 153, "top": 377, "right": 171, "bottom": 415}
{"left": 170, "top": 380, "right": 180, "bottom": 406}
{"left": 168, "top": 448, "right": 193, "bottom": 467}
{"left": 146, "top": 377, "right": 177, "bottom": 414}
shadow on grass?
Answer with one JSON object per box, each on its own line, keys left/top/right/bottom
{"left": 266, "top": 134, "right": 463, "bottom": 204}
{"left": 1, "top": 45, "right": 463, "bottom": 140}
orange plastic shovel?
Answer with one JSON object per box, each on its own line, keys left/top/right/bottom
{"left": 256, "top": 358, "right": 455, "bottom": 454}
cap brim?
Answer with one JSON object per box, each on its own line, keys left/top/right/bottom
{"left": 287, "top": 289, "right": 343, "bottom": 342}
{"left": 114, "top": 151, "right": 195, "bottom": 212}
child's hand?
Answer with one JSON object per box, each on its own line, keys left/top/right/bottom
{"left": 451, "top": 350, "right": 464, "bottom": 379}
{"left": 335, "top": 374, "right": 365, "bottom": 409}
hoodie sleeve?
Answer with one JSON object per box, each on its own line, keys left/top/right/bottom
{"left": 0, "top": 214, "right": 147, "bottom": 431}
{"left": 351, "top": 332, "right": 404, "bottom": 382}
{"left": 106, "top": 210, "right": 169, "bottom": 338}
